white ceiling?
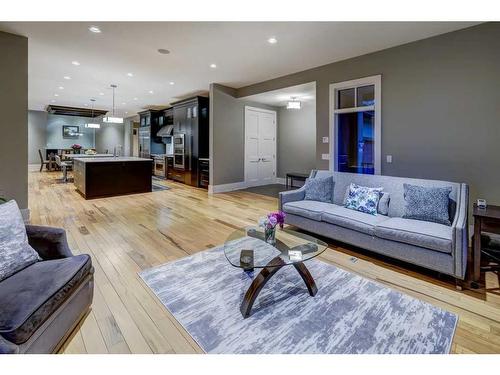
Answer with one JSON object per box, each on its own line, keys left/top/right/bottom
{"left": 243, "top": 82, "right": 316, "bottom": 108}
{"left": 0, "top": 22, "right": 477, "bottom": 116}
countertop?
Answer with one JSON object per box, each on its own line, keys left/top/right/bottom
{"left": 73, "top": 157, "right": 153, "bottom": 163}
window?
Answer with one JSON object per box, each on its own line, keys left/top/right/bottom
{"left": 329, "top": 75, "right": 381, "bottom": 175}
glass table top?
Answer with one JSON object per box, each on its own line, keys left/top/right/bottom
{"left": 223, "top": 226, "right": 328, "bottom": 269}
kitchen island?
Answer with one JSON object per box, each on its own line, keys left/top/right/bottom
{"left": 73, "top": 157, "right": 153, "bottom": 199}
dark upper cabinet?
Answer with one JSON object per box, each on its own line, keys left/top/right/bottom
{"left": 138, "top": 109, "right": 165, "bottom": 155}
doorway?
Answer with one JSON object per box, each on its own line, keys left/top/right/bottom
{"left": 244, "top": 106, "right": 277, "bottom": 187}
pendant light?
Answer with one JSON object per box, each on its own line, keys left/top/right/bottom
{"left": 85, "top": 98, "right": 101, "bottom": 129}
{"left": 286, "top": 96, "right": 301, "bottom": 110}
{"left": 102, "top": 84, "right": 124, "bottom": 124}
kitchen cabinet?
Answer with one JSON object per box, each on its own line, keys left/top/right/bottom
{"left": 171, "top": 96, "right": 209, "bottom": 188}
{"left": 138, "top": 109, "right": 164, "bottom": 156}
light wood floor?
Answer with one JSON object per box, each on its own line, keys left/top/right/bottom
{"left": 27, "top": 166, "right": 500, "bottom": 354}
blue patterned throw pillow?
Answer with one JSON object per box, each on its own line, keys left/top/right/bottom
{"left": 345, "top": 183, "right": 383, "bottom": 216}
{"left": 403, "top": 184, "right": 452, "bottom": 226}
{"left": 304, "top": 176, "right": 334, "bottom": 203}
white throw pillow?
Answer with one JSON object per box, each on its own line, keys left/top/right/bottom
{"left": 0, "top": 200, "right": 39, "bottom": 281}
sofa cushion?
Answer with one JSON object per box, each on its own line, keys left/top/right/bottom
{"left": 0, "top": 254, "right": 92, "bottom": 344}
{"left": 0, "top": 200, "right": 39, "bottom": 282}
{"left": 283, "top": 201, "right": 336, "bottom": 221}
{"left": 322, "top": 206, "right": 390, "bottom": 236}
{"left": 402, "top": 184, "right": 452, "bottom": 226}
{"left": 345, "top": 183, "right": 383, "bottom": 216}
{"left": 304, "top": 176, "right": 334, "bottom": 203}
{"left": 374, "top": 217, "right": 452, "bottom": 254}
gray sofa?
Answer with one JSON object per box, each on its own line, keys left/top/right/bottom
{"left": 279, "top": 170, "right": 469, "bottom": 280}
{"left": 0, "top": 225, "right": 94, "bottom": 354}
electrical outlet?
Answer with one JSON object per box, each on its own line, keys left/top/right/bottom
{"left": 321, "top": 153, "right": 330, "bottom": 160}
{"left": 386, "top": 155, "right": 393, "bottom": 163}
{"left": 322, "top": 136, "right": 329, "bottom": 143}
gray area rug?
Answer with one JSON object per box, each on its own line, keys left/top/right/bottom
{"left": 140, "top": 237, "right": 457, "bottom": 354}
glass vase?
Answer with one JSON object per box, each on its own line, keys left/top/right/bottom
{"left": 264, "top": 226, "right": 276, "bottom": 245}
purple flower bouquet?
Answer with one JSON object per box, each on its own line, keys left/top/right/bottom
{"left": 259, "top": 211, "right": 286, "bottom": 245}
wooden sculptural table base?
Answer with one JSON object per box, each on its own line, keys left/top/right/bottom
{"left": 240, "top": 256, "right": 318, "bottom": 318}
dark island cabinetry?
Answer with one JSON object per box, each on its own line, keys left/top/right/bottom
{"left": 73, "top": 157, "right": 153, "bottom": 199}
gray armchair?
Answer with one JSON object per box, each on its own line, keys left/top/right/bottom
{"left": 0, "top": 225, "right": 93, "bottom": 354}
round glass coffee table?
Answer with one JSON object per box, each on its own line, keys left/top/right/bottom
{"left": 224, "top": 226, "right": 328, "bottom": 318}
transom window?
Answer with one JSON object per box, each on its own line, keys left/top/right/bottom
{"left": 330, "top": 75, "right": 381, "bottom": 175}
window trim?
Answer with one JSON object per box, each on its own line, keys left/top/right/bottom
{"left": 329, "top": 75, "right": 382, "bottom": 174}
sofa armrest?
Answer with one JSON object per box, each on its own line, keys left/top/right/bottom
{"left": 25, "top": 225, "right": 73, "bottom": 260}
{"left": 279, "top": 187, "right": 306, "bottom": 211}
{"left": 452, "top": 183, "right": 469, "bottom": 279}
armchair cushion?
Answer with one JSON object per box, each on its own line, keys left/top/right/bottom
{"left": 26, "top": 225, "right": 73, "bottom": 260}
{"left": 0, "top": 254, "right": 92, "bottom": 345}
{"left": 0, "top": 201, "right": 39, "bottom": 282}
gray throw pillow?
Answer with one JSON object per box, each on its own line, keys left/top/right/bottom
{"left": 402, "top": 184, "right": 452, "bottom": 226}
{"left": 0, "top": 200, "right": 39, "bottom": 281}
{"left": 304, "top": 176, "right": 334, "bottom": 203}
{"left": 378, "top": 192, "right": 390, "bottom": 216}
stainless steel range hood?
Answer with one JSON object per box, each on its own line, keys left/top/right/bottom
{"left": 157, "top": 125, "right": 174, "bottom": 137}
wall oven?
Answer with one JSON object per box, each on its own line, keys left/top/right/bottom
{"left": 173, "top": 134, "right": 185, "bottom": 170}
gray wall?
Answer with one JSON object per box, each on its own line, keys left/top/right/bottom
{"left": 0, "top": 31, "right": 28, "bottom": 209}
{"left": 277, "top": 100, "right": 316, "bottom": 178}
{"left": 31, "top": 112, "right": 126, "bottom": 155}
{"left": 235, "top": 23, "right": 500, "bottom": 206}
{"left": 95, "top": 123, "right": 125, "bottom": 154}
{"left": 209, "top": 84, "right": 279, "bottom": 186}
{"left": 28, "top": 110, "right": 48, "bottom": 164}
{"left": 46, "top": 114, "right": 96, "bottom": 149}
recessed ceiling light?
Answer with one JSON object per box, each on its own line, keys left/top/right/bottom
{"left": 63, "top": 76, "right": 71, "bottom": 80}
{"left": 127, "top": 72, "right": 133, "bottom": 77}
{"left": 99, "top": 92, "right": 104, "bottom": 96}
{"left": 88, "top": 26, "right": 101, "bottom": 33}
{"left": 149, "top": 90, "right": 154, "bottom": 94}
{"left": 71, "top": 61, "right": 80, "bottom": 66}
{"left": 54, "top": 93, "right": 59, "bottom": 97}
{"left": 51, "top": 99, "right": 56, "bottom": 103}
{"left": 58, "top": 86, "right": 64, "bottom": 90}
{"left": 122, "top": 102, "right": 126, "bottom": 105}
{"left": 169, "top": 81, "right": 175, "bottom": 85}
{"left": 157, "top": 49, "right": 170, "bottom": 55}
{"left": 125, "top": 111, "right": 128, "bottom": 114}
{"left": 267, "top": 37, "right": 278, "bottom": 44}
{"left": 133, "top": 97, "right": 138, "bottom": 100}
{"left": 210, "top": 63, "right": 217, "bottom": 69}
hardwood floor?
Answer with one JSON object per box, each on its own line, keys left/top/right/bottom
{"left": 28, "top": 166, "right": 500, "bottom": 354}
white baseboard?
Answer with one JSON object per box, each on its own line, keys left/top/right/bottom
{"left": 209, "top": 181, "right": 247, "bottom": 194}
{"left": 275, "top": 177, "right": 286, "bottom": 185}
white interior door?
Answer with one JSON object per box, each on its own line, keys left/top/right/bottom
{"left": 245, "top": 107, "right": 277, "bottom": 187}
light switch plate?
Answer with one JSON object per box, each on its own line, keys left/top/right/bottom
{"left": 386, "top": 155, "right": 393, "bottom": 163}
{"left": 321, "top": 153, "right": 330, "bottom": 160}
{"left": 322, "top": 136, "right": 329, "bottom": 143}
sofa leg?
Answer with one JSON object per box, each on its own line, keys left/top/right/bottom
{"left": 455, "top": 279, "right": 464, "bottom": 291}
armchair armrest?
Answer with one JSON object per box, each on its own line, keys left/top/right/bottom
{"left": 25, "top": 225, "right": 73, "bottom": 260}
{"left": 0, "top": 335, "right": 19, "bottom": 354}
{"left": 279, "top": 187, "right": 306, "bottom": 211}
{"left": 452, "top": 183, "right": 469, "bottom": 279}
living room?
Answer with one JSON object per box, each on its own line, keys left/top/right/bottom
{"left": 1, "top": 1, "right": 500, "bottom": 373}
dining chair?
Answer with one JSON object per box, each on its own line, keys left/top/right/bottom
{"left": 38, "top": 149, "right": 51, "bottom": 172}
{"left": 54, "top": 155, "right": 72, "bottom": 182}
